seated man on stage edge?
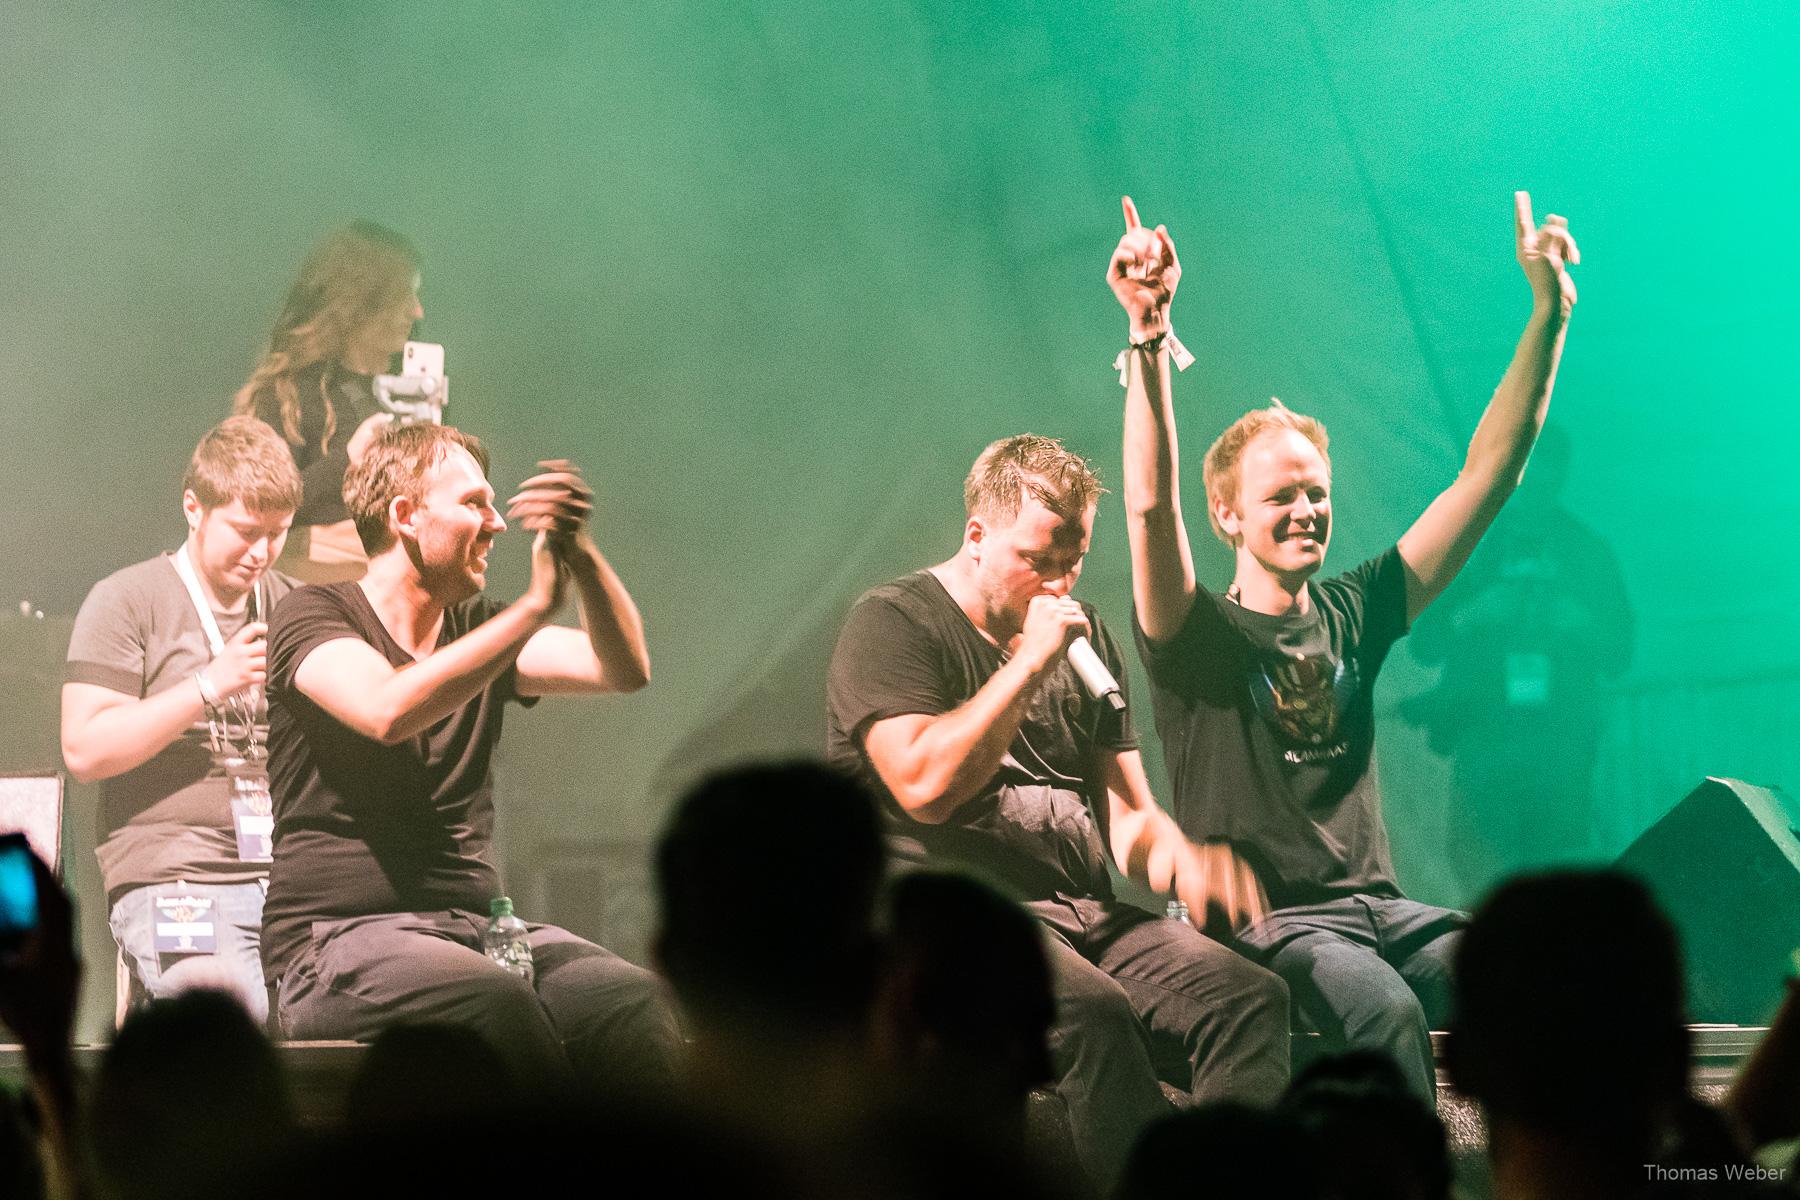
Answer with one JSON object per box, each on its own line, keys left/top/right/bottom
{"left": 1107, "top": 192, "right": 1579, "bottom": 1098}
{"left": 261, "top": 422, "right": 676, "bottom": 1092}
{"left": 826, "top": 435, "right": 1289, "bottom": 1190}
{"left": 63, "top": 417, "right": 300, "bottom": 1023}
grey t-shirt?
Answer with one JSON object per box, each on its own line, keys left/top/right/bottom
{"left": 65, "top": 553, "right": 295, "bottom": 904}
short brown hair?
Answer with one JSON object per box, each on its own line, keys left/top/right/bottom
{"left": 183, "top": 416, "right": 303, "bottom": 514}
{"left": 344, "top": 424, "right": 491, "bottom": 553}
{"left": 964, "top": 434, "right": 1104, "bottom": 525}
{"left": 1201, "top": 402, "right": 1331, "bottom": 544}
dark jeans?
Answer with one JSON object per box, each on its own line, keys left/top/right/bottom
{"left": 1237, "top": 894, "right": 1464, "bottom": 1100}
{"left": 1029, "top": 896, "right": 1291, "bottom": 1190}
{"left": 277, "top": 910, "right": 680, "bottom": 1096}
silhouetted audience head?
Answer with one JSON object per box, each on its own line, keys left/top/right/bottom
{"left": 261, "top": 1097, "right": 795, "bottom": 1200}
{"left": 343, "top": 1022, "right": 518, "bottom": 1128}
{"left": 873, "top": 870, "right": 1054, "bottom": 1128}
{"left": 655, "top": 760, "right": 885, "bottom": 1042}
{"left": 86, "top": 989, "right": 296, "bottom": 1200}
{"left": 1448, "top": 869, "right": 1689, "bottom": 1151}
{"left": 1281, "top": 1051, "right": 1451, "bottom": 1200}
{"left": 1117, "top": 1102, "right": 1313, "bottom": 1200}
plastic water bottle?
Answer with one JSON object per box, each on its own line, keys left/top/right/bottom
{"left": 483, "top": 896, "right": 534, "bottom": 984}
{"left": 1165, "top": 899, "right": 1192, "bottom": 926}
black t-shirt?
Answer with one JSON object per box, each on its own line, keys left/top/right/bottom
{"left": 261, "top": 582, "right": 534, "bottom": 979}
{"left": 825, "top": 571, "right": 1137, "bottom": 904}
{"left": 1134, "top": 548, "right": 1410, "bottom": 908}
{"left": 250, "top": 363, "right": 378, "bottom": 527}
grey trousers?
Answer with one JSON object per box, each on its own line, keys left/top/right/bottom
{"left": 277, "top": 909, "right": 680, "bottom": 1096}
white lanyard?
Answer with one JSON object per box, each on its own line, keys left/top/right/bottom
{"left": 171, "top": 544, "right": 266, "bottom": 761}
{"left": 170, "top": 543, "right": 261, "bottom": 658}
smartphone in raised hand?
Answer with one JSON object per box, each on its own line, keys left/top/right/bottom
{"left": 0, "top": 833, "right": 41, "bottom": 957}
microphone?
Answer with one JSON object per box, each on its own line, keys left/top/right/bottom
{"left": 1066, "top": 637, "right": 1126, "bottom": 713}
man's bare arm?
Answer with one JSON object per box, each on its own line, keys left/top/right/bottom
{"left": 61, "top": 621, "right": 267, "bottom": 782}
{"left": 295, "top": 537, "right": 562, "bottom": 745}
{"left": 1399, "top": 191, "right": 1579, "bottom": 622}
{"left": 1111, "top": 196, "right": 1199, "bottom": 644}
{"left": 507, "top": 461, "right": 651, "bottom": 697}
{"left": 863, "top": 594, "right": 1088, "bottom": 824}
{"left": 294, "top": 600, "right": 549, "bottom": 745}
{"left": 515, "top": 536, "right": 650, "bottom": 696}
{"left": 1104, "top": 748, "right": 1266, "bottom": 933}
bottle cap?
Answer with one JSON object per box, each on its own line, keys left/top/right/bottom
{"left": 490, "top": 896, "right": 514, "bottom": 919}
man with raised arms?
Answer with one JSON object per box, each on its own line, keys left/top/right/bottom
{"left": 827, "top": 435, "right": 1289, "bottom": 1189}
{"left": 1109, "top": 192, "right": 1579, "bottom": 1097}
{"left": 63, "top": 417, "right": 301, "bottom": 1022}
{"left": 261, "top": 422, "right": 676, "bottom": 1090}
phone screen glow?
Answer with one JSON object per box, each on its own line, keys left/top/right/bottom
{"left": 0, "top": 844, "right": 39, "bottom": 936}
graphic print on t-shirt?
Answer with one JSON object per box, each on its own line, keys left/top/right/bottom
{"left": 1248, "top": 649, "right": 1363, "bottom": 765}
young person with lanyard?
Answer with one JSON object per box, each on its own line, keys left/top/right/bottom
{"left": 63, "top": 416, "right": 302, "bottom": 1023}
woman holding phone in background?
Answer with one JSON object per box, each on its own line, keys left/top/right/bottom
{"left": 232, "top": 221, "right": 422, "bottom": 583}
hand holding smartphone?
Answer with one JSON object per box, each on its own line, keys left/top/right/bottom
{"left": 0, "top": 833, "right": 40, "bottom": 955}
{"left": 0, "top": 833, "right": 79, "bottom": 1057}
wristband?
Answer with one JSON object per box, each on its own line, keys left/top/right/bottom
{"left": 194, "top": 670, "right": 222, "bottom": 709}
{"left": 1114, "top": 327, "right": 1195, "bottom": 386}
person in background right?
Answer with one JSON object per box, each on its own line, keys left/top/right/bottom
{"left": 1404, "top": 426, "right": 1634, "bottom": 896}
{"left": 233, "top": 221, "right": 422, "bottom": 583}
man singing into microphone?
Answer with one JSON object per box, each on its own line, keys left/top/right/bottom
{"left": 261, "top": 422, "right": 677, "bottom": 1091}
{"left": 826, "top": 435, "right": 1288, "bottom": 1190}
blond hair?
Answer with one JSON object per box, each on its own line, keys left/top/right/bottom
{"left": 963, "top": 434, "right": 1104, "bottom": 526}
{"left": 183, "top": 416, "right": 303, "bottom": 514}
{"left": 1201, "top": 401, "right": 1330, "bottom": 544}
{"left": 343, "top": 424, "right": 490, "bottom": 553}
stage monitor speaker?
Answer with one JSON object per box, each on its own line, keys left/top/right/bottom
{"left": 1615, "top": 777, "right": 1800, "bottom": 1026}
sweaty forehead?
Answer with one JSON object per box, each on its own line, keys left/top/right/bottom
{"left": 1009, "top": 495, "right": 1094, "bottom": 548}
{"left": 1239, "top": 429, "right": 1329, "bottom": 487}
{"left": 426, "top": 447, "right": 490, "bottom": 493}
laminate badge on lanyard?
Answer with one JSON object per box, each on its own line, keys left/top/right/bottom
{"left": 152, "top": 892, "right": 217, "bottom": 954}
{"left": 226, "top": 767, "right": 275, "bottom": 863}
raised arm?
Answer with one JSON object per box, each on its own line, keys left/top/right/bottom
{"left": 862, "top": 594, "right": 1089, "bottom": 824}
{"left": 62, "top": 620, "right": 266, "bottom": 783}
{"left": 1398, "top": 191, "right": 1580, "bottom": 622}
{"left": 0, "top": 848, "right": 82, "bottom": 1200}
{"left": 1110, "top": 197, "right": 1199, "bottom": 644}
{"left": 292, "top": 539, "right": 562, "bottom": 745}
{"left": 509, "top": 461, "right": 651, "bottom": 696}
{"left": 1104, "top": 748, "right": 1266, "bottom": 934}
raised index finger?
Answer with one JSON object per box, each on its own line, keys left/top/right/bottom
{"left": 1122, "top": 195, "right": 1142, "bottom": 231}
{"left": 1514, "top": 191, "right": 1534, "bottom": 243}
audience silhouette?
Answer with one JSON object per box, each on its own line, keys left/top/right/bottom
{"left": 13, "top": 782, "right": 1800, "bottom": 1200}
